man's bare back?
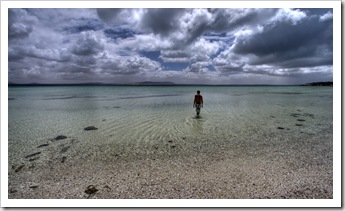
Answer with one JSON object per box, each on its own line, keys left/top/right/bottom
{"left": 193, "top": 90, "right": 203, "bottom": 115}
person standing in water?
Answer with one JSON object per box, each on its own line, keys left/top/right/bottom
{"left": 193, "top": 90, "right": 203, "bottom": 116}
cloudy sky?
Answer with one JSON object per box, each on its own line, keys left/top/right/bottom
{"left": 8, "top": 8, "right": 333, "bottom": 85}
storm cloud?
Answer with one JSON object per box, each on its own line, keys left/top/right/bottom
{"left": 8, "top": 8, "right": 333, "bottom": 84}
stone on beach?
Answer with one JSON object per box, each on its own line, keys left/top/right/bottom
{"left": 29, "top": 186, "right": 39, "bottom": 189}
{"left": 85, "top": 185, "right": 98, "bottom": 195}
{"left": 61, "top": 156, "right": 67, "bottom": 163}
{"left": 84, "top": 126, "right": 98, "bottom": 131}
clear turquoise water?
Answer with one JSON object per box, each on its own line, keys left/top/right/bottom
{"left": 8, "top": 86, "right": 333, "bottom": 164}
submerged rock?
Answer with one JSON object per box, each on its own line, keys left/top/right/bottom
{"left": 60, "top": 146, "right": 70, "bottom": 153}
{"left": 15, "top": 165, "right": 25, "bottom": 173}
{"left": 303, "top": 113, "right": 315, "bottom": 118}
{"left": 290, "top": 113, "right": 300, "bottom": 118}
{"left": 297, "top": 119, "right": 306, "bottom": 122}
{"left": 29, "top": 157, "right": 40, "bottom": 162}
{"left": 84, "top": 126, "right": 98, "bottom": 131}
{"left": 53, "top": 135, "right": 67, "bottom": 141}
{"left": 37, "top": 143, "right": 49, "bottom": 148}
{"left": 25, "top": 152, "right": 41, "bottom": 158}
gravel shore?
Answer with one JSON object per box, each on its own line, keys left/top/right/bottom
{"left": 8, "top": 126, "right": 332, "bottom": 199}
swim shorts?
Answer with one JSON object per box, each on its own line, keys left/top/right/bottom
{"left": 195, "top": 104, "right": 202, "bottom": 114}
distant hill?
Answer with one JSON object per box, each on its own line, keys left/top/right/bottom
{"left": 303, "top": 81, "right": 333, "bottom": 86}
{"left": 8, "top": 81, "right": 177, "bottom": 86}
{"left": 133, "top": 81, "right": 176, "bottom": 86}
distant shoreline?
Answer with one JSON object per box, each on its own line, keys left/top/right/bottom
{"left": 8, "top": 81, "right": 333, "bottom": 87}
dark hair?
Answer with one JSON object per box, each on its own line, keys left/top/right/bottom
{"left": 197, "top": 90, "right": 200, "bottom": 94}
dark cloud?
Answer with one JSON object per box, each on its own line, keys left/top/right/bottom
{"left": 208, "top": 8, "right": 279, "bottom": 33}
{"left": 96, "top": 9, "right": 123, "bottom": 23}
{"left": 8, "top": 9, "right": 36, "bottom": 40}
{"left": 233, "top": 16, "right": 332, "bottom": 56}
{"left": 232, "top": 14, "right": 332, "bottom": 69}
{"left": 140, "top": 9, "right": 185, "bottom": 36}
{"left": 103, "top": 28, "right": 136, "bottom": 40}
{"left": 63, "top": 18, "right": 104, "bottom": 34}
{"left": 7, "top": 8, "right": 334, "bottom": 84}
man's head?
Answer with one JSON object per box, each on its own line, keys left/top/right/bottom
{"left": 197, "top": 90, "right": 200, "bottom": 94}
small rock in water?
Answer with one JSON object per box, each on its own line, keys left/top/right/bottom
{"left": 84, "top": 126, "right": 98, "bottom": 131}
{"left": 85, "top": 185, "right": 98, "bottom": 195}
{"left": 61, "top": 156, "right": 67, "bottom": 163}
{"left": 303, "top": 113, "right": 315, "bottom": 118}
{"left": 168, "top": 140, "right": 173, "bottom": 143}
{"left": 277, "top": 127, "right": 285, "bottom": 130}
{"left": 53, "top": 135, "right": 67, "bottom": 141}
{"left": 290, "top": 113, "right": 300, "bottom": 117}
{"left": 37, "top": 143, "right": 49, "bottom": 148}
{"left": 297, "top": 119, "right": 306, "bottom": 122}
{"left": 25, "top": 152, "right": 41, "bottom": 158}
{"left": 29, "top": 157, "right": 40, "bottom": 162}
{"left": 60, "top": 146, "right": 70, "bottom": 153}
{"left": 15, "top": 165, "right": 25, "bottom": 173}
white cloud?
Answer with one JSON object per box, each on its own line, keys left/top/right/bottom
{"left": 320, "top": 11, "right": 333, "bottom": 22}
{"left": 270, "top": 8, "right": 307, "bottom": 25}
{"left": 71, "top": 31, "right": 105, "bottom": 56}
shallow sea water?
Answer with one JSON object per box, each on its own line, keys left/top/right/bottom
{"left": 7, "top": 85, "right": 334, "bottom": 199}
{"left": 8, "top": 86, "right": 332, "bottom": 164}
